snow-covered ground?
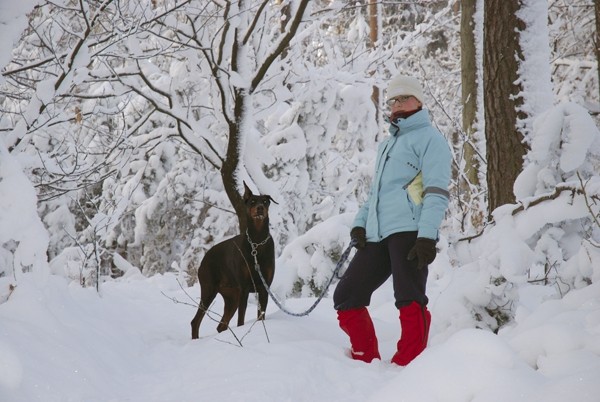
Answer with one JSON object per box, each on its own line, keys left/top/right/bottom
{"left": 1, "top": 268, "right": 599, "bottom": 402}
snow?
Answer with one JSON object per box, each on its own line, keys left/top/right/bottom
{"left": 515, "top": 103, "right": 600, "bottom": 199}
{"left": 1, "top": 270, "right": 599, "bottom": 402}
{"left": 1, "top": 2, "right": 600, "bottom": 402}
{"left": 0, "top": 0, "right": 41, "bottom": 85}
{"left": 0, "top": 142, "right": 49, "bottom": 286}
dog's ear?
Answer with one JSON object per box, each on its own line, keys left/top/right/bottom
{"left": 243, "top": 181, "right": 253, "bottom": 202}
{"left": 267, "top": 195, "right": 279, "bottom": 205}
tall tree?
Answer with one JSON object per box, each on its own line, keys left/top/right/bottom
{"left": 595, "top": 0, "right": 600, "bottom": 103}
{"left": 135, "top": 0, "right": 312, "bottom": 233}
{"left": 460, "top": 0, "right": 479, "bottom": 188}
{"left": 483, "top": 0, "right": 527, "bottom": 216}
{"left": 368, "top": 0, "right": 380, "bottom": 114}
{"left": 458, "top": 0, "right": 485, "bottom": 231}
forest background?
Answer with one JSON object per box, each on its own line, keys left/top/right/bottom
{"left": 1, "top": 0, "right": 599, "bottom": 336}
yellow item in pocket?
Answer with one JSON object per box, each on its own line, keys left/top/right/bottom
{"left": 407, "top": 172, "right": 423, "bottom": 205}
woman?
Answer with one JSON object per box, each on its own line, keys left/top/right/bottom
{"left": 333, "top": 74, "right": 452, "bottom": 365}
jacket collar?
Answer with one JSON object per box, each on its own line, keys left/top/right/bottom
{"left": 388, "top": 109, "right": 429, "bottom": 137}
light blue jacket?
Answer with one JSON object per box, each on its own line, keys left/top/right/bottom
{"left": 352, "top": 109, "right": 451, "bottom": 241}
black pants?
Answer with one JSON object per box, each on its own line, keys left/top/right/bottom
{"left": 333, "top": 232, "right": 428, "bottom": 310}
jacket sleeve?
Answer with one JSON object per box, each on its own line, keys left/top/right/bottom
{"left": 418, "top": 131, "right": 451, "bottom": 239}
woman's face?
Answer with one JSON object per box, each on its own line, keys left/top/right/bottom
{"left": 387, "top": 95, "right": 422, "bottom": 113}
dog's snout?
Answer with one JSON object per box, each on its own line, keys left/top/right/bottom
{"left": 256, "top": 204, "right": 265, "bottom": 214}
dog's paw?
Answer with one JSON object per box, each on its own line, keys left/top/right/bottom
{"left": 216, "top": 323, "right": 228, "bottom": 333}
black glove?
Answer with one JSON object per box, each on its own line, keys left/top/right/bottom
{"left": 407, "top": 238, "right": 437, "bottom": 269}
{"left": 350, "top": 227, "right": 367, "bottom": 249}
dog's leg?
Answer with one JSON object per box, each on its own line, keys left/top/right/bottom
{"left": 257, "top": 287, "right": 269, "bottom": 321}
{"left": 217, "top": 287, "right": 240, "bottom": 333}
{"left": 237, "top": 289, "right": 249, "bottom": 327}
{"left": 190, "top": 303, "right": 207, "bottom": 340}
{"left": 191, "top": 287, "right": 217, "bottom": 339}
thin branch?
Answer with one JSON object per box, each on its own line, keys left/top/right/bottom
{"left": 577, "top": 171, "right": 600, "bottom": 228}
{"left": 242, "top": 0, "right": 270, "bottom": 45}
{"left": 250, "top": 0, "right": 311, "bottom": 93}
{"left": 457, "top": 181, "right": 599, "bottom": 243}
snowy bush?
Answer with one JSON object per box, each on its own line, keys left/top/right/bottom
{"left": 449, "top": 103, "right": 600, "bottom": 331}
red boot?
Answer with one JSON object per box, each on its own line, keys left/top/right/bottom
{"left": 337, "top": 308, "right": 381, "bottom": 363}
{"left": 391, "top": 301, "right": 431, "bottom": 366}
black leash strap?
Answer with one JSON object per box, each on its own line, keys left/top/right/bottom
{"left": 248, "top": 234, "right": 356, "bottom": 317}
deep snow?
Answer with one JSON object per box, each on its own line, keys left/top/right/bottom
{"left": 1, "top": 266, "right": 599, "bottom": 402}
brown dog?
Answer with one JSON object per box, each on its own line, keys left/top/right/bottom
{"left": 190, "top": 183, "right": 276, "bottom": 339}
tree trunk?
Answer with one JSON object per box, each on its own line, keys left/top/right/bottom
{"left": 280, "top": 1, "right": 291, "bottom": 59}
{"left": 595, "top": 0, "right": 600, "bottom": 102}
{"left": 221, "top": 0, "right": 311, "bottom": 233}
{"left": 483, "top": 0, "right": 527, "bottom": 217}
{"left": 368, "top": 0, "right": 380, "bottom": 117}
{"left": 461, "top": 0, "right": 479, "bottom": 188}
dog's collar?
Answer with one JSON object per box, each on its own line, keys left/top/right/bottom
{"left": 245, "top": 229, "right": 270, "bottom": 248}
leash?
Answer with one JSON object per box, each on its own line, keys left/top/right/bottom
{"left": 247, "top": 230, "right": 356, "bottom": 317}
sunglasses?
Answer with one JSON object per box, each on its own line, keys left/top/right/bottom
{"left": 386, "top": 95, "right": 413, "bottom": 106}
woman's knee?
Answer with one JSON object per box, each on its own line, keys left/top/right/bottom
{"left": 333, "top": 277, "right": 370, "bottom": 310}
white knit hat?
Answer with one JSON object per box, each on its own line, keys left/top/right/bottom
{"left": 386, "top": 75, "right": 425, "bottom": 104}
